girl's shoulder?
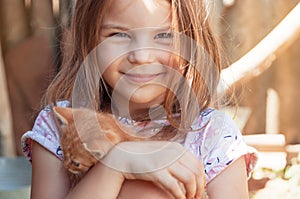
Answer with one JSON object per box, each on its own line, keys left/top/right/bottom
{"left": 190, "top": 107, "right": 233, "bottom": 132}
{"left": 21, "top": 100, "right": 70, "bottom": 162}
{"left": 185, "top": 107, "right": 239, "bottom": 155}
{"left": 184, "top": 108, "right": 258, "bottom": 183}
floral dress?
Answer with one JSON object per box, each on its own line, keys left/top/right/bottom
{"left": 21, "top": 100, "right": 257, "bottom": 183}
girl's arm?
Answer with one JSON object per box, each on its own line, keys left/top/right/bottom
{"left": 31, "top": 142, "right": 170, "bottom": 199}
{"left": 118, "top": 180, "right": 172, "bottom": 199}
{"left": 31, "top": 141, "right": 70, "bottom": 199}
{"left": 206, "top": 156, "right": 249, "bottom": 199}
{"left": 104, "top": 141, "right": 206, "bottom": 199}
{"left": 66, "top": 161, "right": 124, "bottom": 199}
{"left": 31, "top": 141, "right": 205, "bottom": 199}
{"left": 31, "top": 141, "right": 124, "bottom": 199}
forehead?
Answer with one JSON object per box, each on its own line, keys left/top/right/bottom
{"left": 102, "top": 0, "right": 171, "bottom": 28}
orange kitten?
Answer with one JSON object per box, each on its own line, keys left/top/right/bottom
{"left": 53, "top": 106, "right": 177, "bottom": 187}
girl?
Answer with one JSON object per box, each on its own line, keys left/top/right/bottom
{"left": 22, "top": 0, "right": 257, "bottom": 198}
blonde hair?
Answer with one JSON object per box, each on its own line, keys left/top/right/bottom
{"left": 44, "top": 0, "right": 223, "bottom": 131}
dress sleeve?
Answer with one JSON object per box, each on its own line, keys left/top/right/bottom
{"left": 21, "top": 101, "right": 69, "bottom": 162}
{"left": 184, "top": 109, "right": 258, "bottom": 183}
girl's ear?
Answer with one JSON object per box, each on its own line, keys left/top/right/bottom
{"left": 52, "top": 106, "right": 74, "bottom": 126}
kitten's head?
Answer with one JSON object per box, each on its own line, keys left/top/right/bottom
{"left": 52, "top": 106, "right": 72, "bottom": 133}
{"left": 52, "top": 107, "right": 107, "bottom": 172}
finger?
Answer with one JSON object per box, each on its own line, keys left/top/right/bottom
{"left": 184, "top": 160, "right": 205, "bottom": 198}
{"left": 168, "top": 162, "right": 197, "bottom": 199}
{"left": 153, "top": 170, "right": 186, "bottom": 199}
{"left": 195, "top": 172, "right": 206, "bottom": 199}
{"left": 179, "top": 152, "right": 206, "bottom": 198}
{"left": 179, "top": 151, "right": 204, "bottom": 175}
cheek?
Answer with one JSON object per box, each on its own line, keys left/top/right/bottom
{"left": 97, "top": 42, "right": 128, "bottom": 74}
{"left": 158, "top": 51, "right": 181, "bottom": 73}
{"left": 102, "top": 64, "right": 120, "bottom": 88}
{"left": 156, "top": 50, "right": 174, "bottom": 67}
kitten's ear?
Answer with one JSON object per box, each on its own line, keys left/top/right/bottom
{"left": 52, "top": 106, "right": 74, "bottom": 127}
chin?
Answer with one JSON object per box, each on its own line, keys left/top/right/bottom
{"left": 130, "top": 95, "right": 164, "bottom": 106}
{"left": 129, "top": 90, "right": 166, "bottom": 107}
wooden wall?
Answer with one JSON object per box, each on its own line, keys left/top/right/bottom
{"left": 0, "top": 0, "right": 57, "bottom": 155}
{"left": 0, "top": 0, "right": 76, "bottom": 156}
{"left": 218, "top": 0, "right": 300, "bottom": 143}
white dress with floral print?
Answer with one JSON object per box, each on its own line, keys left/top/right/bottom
{"left": 22, "top": 101, "right": 257, "bottom": 183}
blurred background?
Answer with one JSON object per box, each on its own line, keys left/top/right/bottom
{"left": 0, "top": 0, "right": 299, "bottom": 198}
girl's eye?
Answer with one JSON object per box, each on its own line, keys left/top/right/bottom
{"left": 110, "top": 32, "right": 130, "bottom": 38}
{"left": 154, "top": 32, "right": 173, "bottom": 40}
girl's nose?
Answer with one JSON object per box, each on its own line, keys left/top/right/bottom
{"left": 128, "top": 48, "right": 155, "bottom": 64}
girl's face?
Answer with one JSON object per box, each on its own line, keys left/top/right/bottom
{"left": 98, "top": 0, "right": 175, "bottom": 116}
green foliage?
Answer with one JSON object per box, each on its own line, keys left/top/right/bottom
{"left": 250, "top": 153, "right": 300, "bottom": 199}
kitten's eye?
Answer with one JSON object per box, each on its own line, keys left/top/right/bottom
{"left": 154, "top": 32, "right": 173, "bottom": 40}
{"left": 71, "top": 160, "right": 80, "bottom": 167}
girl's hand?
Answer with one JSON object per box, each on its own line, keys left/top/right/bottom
{"left": 102, "top": 141, "right": 206, "bottom": 199}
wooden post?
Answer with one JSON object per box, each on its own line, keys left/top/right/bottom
{"left": 266, "top": 88, "right": 280, "bottom": 134}
{"left": 0, "top": 42, "right": 15, "bottom": 157}
{"left": 218, "top": 2, "right": 300, "bottom": 94}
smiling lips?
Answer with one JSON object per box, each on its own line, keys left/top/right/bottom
{"left": 124, "top": 73, "right": 164, "bottom": 83}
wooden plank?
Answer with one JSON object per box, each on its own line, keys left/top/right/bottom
{"left": 243, "top": 134, "right": 286, "bottom": 152}
{"left": 0, "top": 42, "right": 15, "bottom": 156}
{"left": 243, "top": 134, "right": 287, "bottom": 171}
{"left": 285, "top": 144, "right": 300, "bottom": 164}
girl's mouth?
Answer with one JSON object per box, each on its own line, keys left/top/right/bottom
{"left": 124, "top": 73, "right": 165, "bottom": 83}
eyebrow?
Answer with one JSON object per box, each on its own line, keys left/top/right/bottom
{"left": 101, "top": 24, "right": 171, "bottom": 31}
{"left": 101, "top": 24, "right": 129, "bottom": 31}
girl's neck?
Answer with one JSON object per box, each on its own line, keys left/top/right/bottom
{"left": 104, "top": 103, "right": 166, "bottom": 122}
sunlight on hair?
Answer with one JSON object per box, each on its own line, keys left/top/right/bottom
{"left": 223, "top": 0, "right": 235, "bottom": 7}
{"left": 204, "top": 0, "right": 214, "bottom": 22}
{"left": 25, "top": 0, "right": 31, "bottom": 8}
{"left": 52, "top": 0, "right": 60, "bottom": 17}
